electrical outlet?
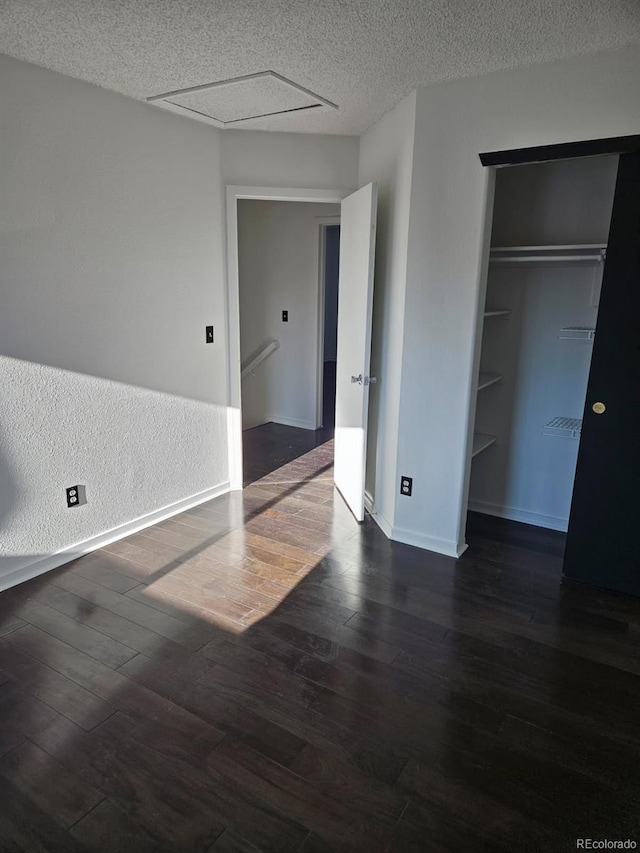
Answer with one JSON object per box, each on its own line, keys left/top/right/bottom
{"left": 66, "top": 485, "right": 86, "bottom": 508}
{"left": 400, "top": 476, "right": 413, "bottom": 497}
{"left": 205, "top": 325, "right": 214, "bottom": 343}
{"left": 282, "top": 310, "right": 288, "bottom": 322}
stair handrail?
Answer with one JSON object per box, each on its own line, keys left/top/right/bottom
{"left": 241, "top": 339, "right": 280, "bottom": 378}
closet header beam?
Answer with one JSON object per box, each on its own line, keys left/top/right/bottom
{"left": 479, "top": 134, "right": 640, "bottom": 168}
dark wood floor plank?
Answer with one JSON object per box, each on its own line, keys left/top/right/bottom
{"left": 200, "top": 657, "right": 410, "bottom": 786}
{"left": 0, "top": 613, "right": 26, "bottom": 637}
{"left": 4, "top": 624, "right": 226, "bottom": 746}
{"left": 70, "top": 797, "right": 160, "bottom": 852}
{"left": 68, "top": 550, "right": 143, "bottom": 592}
{"left": 0, "top": 739, "right": 104, "bottom": 829}
{"left": 0, "top": 638, "right": 117, "bottom": 731}
{"left": 198, "top": 657, "right": 323, "bottom": 710}
{"left": 102, "top": 536, "right": 185, "bottom": 574}
{"left": 43, "top": 713, "right": 228, "bottom": 849}
{"left": 50, "top": 570, "right": 215, "bottom": 649}
{"left": 208, "top": 827, "right": 263, "bottom": 852}
{"left": 208, "top": 737, "right": 393, "bottom": 852}
{"left": 91, "top": 714, "right": 308, "bottom": 852}
{"left": 2, "top": 423, "right": 640, "bottom": 851}
{"left": 288, "top": 742, "right": 407, "bottom": 826}
{"left": 17, "top": 598, "right": 138, "bottom": 669}
{"left": 26, "top": 580, "right": 195, "bottom": 660}
{"left": 0, "top": 680, "right": 64, "bottom": 750}
{"left": 130, "top": 572, "right": 254, "bottom": 626}
{"left": 0, "top": 775, "right": 88, "bottom": 852}
{"left": 118, "top": 651, "right": 306, "bottom": 766}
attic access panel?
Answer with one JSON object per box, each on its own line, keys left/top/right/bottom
{"left": 147, "top": 71, "right": 337, "bottom": 127}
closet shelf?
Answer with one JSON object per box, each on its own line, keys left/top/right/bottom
{"left": 558, "top": 327, "right": 595, "bottom": 341}
{"left": 477, "top": 372, "right": 503, "bottom": 391}
{"left": 472, "top": 433, "right": 498, "bottom": 457}
{"left": 484, "top": 309, "right": 511, "bottom": 318}
{"left": 490, "top": 244, "right": 606, "bottom": 265}
{"left": 543, "top": 417, "right": 582, "bottom": 439}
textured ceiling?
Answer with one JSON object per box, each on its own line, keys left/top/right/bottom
{"left": 1, "top": 0, "right": 639, "bottom": 134}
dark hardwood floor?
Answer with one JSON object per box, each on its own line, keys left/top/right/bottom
{"left": 1, "top": 423, "right": 640, "bottom": 851}
{"left": 243, "top": 361, "right": 336, "bottom": 487}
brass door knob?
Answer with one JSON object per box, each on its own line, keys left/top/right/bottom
{"left": 592, "top": 402, "right": 606, "bottom": 414}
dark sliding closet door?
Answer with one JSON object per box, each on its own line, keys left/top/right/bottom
{"left": 564, "top": 151, "right": 640, "bottom": 594}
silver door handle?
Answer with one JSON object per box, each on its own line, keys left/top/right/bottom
{"left": 365, "top": 376, "right": 377, "bottom": 386}
{"left": 351, "top": 374, "right": 363, "bottom": 384}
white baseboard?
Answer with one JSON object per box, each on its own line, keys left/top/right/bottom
{"left": 468, "top": 499, "right": 568, "bottom": 532}
{"left": 364, "top": 491, "right": 465, "bottom": 557}
{"left": 391, "top": 525, "right": 467, "bottom": 558}
{"left": 243, "top": 415, "right": 317, "bottom": 432}
{"left": 242, "top": 416, "right": 272, "bottom": 431}
{"left": 0, "top": 481, "right": 230, "bottom": 593}
{"left": 270, "top": 415, "right": 317, "bottom": 430}
{"left": 364, "top": 491, "right": 394, "bottom": 539}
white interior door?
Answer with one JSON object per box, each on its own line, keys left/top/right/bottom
{"left": 334, "top": 182, "right": 378, "bottom": 521}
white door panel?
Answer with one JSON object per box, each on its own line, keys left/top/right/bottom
{"left": 334, "top": 183, "right": 378, "bottom": 521}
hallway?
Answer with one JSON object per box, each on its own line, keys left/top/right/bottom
{"left": 0, "top": 430, "right": 639, "bottom": 850}
{"left": 242, "top": 360, "right": 336, "bottom": 486}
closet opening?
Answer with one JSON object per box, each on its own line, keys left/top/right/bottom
{"left": 467, "top": 155, "right": 618, "bottom": 537}
{"left": 468, "top": 134, "right": 640, "bottom": 595}
{"left": 466, "top": 151, "right": 635, "bottom": 579}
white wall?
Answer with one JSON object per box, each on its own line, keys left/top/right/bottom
{"left": 0, "top": 55, "right": 228, "bottom": 587}
{"left": 357, "top": 91, "right": 417, "bottom": 535}
{"left": 221, "top": 130, "right": 359, "bottom": 190}
{"left": 394, "top": 45, "right": 640, "bottom": 556}
{"left": 237, "top": 200, "right": 339, "bottom": 430}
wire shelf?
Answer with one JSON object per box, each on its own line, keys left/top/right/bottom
{"left": 543, "top": 417, "right": 582, "bottom": 439}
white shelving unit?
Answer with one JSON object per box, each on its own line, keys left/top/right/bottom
{"left": 472, "top": 433, "right": 497, "bottom": 457}
{"left": 477, "top": 372, "right": 503, "bottom": 392}
{"left": 490, "top": 244, "right": 606, "bottom": 265}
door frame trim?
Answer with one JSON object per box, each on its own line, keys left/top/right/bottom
{"left": 479, "top": 134, "right": 640, "bottom": 167}
{"left": 225, "top": 186, "right": 348, "bottom": 490}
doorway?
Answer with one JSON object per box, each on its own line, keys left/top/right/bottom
{"left": 226, "top": 182, "right": 378, "bottom": 523}
{"left": 225, "top": 186, "right": 346, "bottom": 492}
{"left": 235, "top": 199, "right": 340, "bottom": 485}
